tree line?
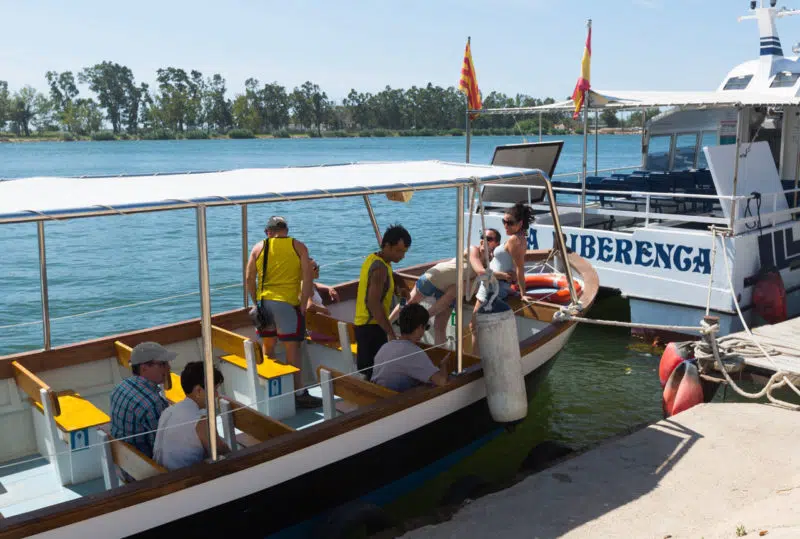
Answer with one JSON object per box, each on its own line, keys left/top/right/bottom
{"left": 0, "top": 61, "right": 654, "bottom": 139}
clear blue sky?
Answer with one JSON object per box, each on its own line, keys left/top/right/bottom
{"left": 4, "top": 0, "right": 800, "bottom": 101}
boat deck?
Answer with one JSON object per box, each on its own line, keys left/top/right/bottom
{"left": 732, "top": 317, "right": 800, "bottom": 375}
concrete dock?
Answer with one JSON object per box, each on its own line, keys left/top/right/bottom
{"left": 402, "top": 403, "right": 800, "bottom": 539}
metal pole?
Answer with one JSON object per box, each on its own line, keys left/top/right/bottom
{"left": 195, "top": 205, "right": 217, "bottom": 461}
{"left": 580, "top": 102, "right": 589, "bottom": 228}
{"left": 543, "top": 177, "right": 579, "bottom": 303}
{"left": 465, "top": 109, "right": 471, "bottom": 163}
{"left": 241, "top": 204, "right": 249, "bottom": 308}
{"left": 455, "top": 186, "right": 465, "bottom": 372}
{"left": 538, "top": 111, "right": 543, "bottom": 142}
{"left": 730, "top": 107, "right": 744, "bottom": 231}
{"left": 594, "top": 109, "right": 599, "bottom": 175}
{"left": 37, "top": 221, "right": 51, "bottom": 350}
{"left": 362, "top": 195, "right": 382, "bottom": 247}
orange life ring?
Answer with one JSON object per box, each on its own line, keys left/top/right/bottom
{"left": 510, "top": 273, "right": 582, "bottom": 304}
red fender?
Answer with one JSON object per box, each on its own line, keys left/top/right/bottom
{"left": 671, "top": 361, "right": 704, "bottom": 416}
{"left": 662, "top": 360, "right": 704, "bottom": 417}
{"left": 658, "top": 341, "right": 695, "bottom": 388}
{"left": 753, "top": 269, "right": 787, "bottom": 325}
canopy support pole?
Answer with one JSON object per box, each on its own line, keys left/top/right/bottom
{"left": 362, "top": 195, "right": 382, "bottom": 247}
{"left": 241, "top": 204, "right": 249, "bottom": 308}
{"left": 730, "top": 107, "right": 744, "bottom": 231}
{"left": 196, "top": 205, "right": 217, "bottom": 462}
{"left": 465, "top": 110, "right": 472, "bottom": 163}
{"left": 538, "top": 111, "right": 543, "bottom": 142}
{"left": 580, "top": 104, "right": 589, "bottom": 228}
{"left": 544, "top": 178, "right": 579, "bottom": 303}
{"left": 37, "top": 221, "right": 51, "bottom": 350}
{"left": 594, "top": 109, "right": 599, "bottom": 175}
{"left": 455, "top": 186, "right": 465, "bottom": 372}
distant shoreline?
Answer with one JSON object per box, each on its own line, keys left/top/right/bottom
{"left": 0, "top": 128, "right": 642, "bottom": 143}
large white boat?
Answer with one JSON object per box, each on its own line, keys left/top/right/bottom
{"left": 0, "top": 162, "right": 597, "bottom": 537}
{"left": 470, "top": 1, "right": 800, "bottom": 337}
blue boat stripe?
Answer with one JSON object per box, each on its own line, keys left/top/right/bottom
{"left": 761, "top": 46, "right": 784, "bottom": 56}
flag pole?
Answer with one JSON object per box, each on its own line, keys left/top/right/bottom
{"left": 465, "top": 36, "right": 472, "bottom": 163}
{"left": 579, "top": 19, "right": 591, "bottom": 229}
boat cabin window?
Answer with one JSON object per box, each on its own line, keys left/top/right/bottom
{"left": 696, "top": 131, "right": 718, "bottom": 169}
{"left": 770, "top": 71, "right": 800, "bottom": 88}
{"left": 722, "top": 75, "right": 753, "bottom": 90}
{"left": 645, "top": 135, "right": 671, "bottom": 171}
{"left": 672, "top": 133, "right": 700, "bottom": 170}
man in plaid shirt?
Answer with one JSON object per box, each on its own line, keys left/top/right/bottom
{"left": 110, "top": 342, "right": 176, "bottom": 458}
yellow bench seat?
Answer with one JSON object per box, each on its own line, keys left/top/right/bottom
{"left": 219, "top": 354, "right": 299, "bottom": 379}
{"left": 164, "top": 372, "right": 185, "bottom": 403}
{"left": 34, "top": 392, "right": 110, "bottom": 433}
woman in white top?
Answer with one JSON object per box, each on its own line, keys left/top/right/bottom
{"left": 153, "top": 362, "right": 230, "bottom": 470}
{"left": 388, "top": 230, "right": 508, "bottom": 345}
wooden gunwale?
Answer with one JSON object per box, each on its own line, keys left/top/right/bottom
{"left": 0, "top": 251, "right": 597, "bottom": 539}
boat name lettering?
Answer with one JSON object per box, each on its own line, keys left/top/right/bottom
{"left": 758, "top": 227, "right": 800, "bottom": 271}
{"left": 527, "top": 228, "right": 711, "bottom": 274}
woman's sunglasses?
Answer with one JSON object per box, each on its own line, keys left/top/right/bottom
{"left": 502, "top": 218, "right": 518, "bottom": 226}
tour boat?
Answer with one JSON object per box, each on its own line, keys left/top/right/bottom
{"left": 0, "top": 161, "right": 598, "bottom": 538}
{"left": 471, "top": 1, "right": 800, "bottom": 338}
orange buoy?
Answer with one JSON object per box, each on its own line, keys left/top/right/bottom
{"left": 510, "top": 274, "right": 582, "bottom": 305}
{"left": 662, "top": 360, "right": 704, "bottom": 417}
{"left": 658, "top": 341, "right": 694, "bottom": 388}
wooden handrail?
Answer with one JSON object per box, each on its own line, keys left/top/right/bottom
{"left": 11, "top": 360, "right": 61, "bottom": 416}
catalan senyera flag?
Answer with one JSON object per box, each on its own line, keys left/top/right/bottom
{"left": 571, "top": 24, "right": 592, "bottom": 120}
{"left": 459, "top": 38, "right": 482, "bottom": 119}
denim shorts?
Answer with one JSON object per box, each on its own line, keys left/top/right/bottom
{"left": 415, "top": 274, "right": 445, "bottom": 299}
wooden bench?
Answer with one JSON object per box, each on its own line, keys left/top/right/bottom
{"left": 11, "top": 360, "right": 110, "bottom": 485}
{"left": 316, "top": 366, "right": 398, "bottom": 420}
{"left": 114, "top": 341, "right": 185, "bottom": 404}
{"left": 211, "top": 325, "right": 299, "bottom": 420}
{"left": 306, "top": 311, "right": 359, "bottom": 374}
{"left": 218, "top": 396, "right": 295, "bottom": 451}
{"left": 97, "top": 428, "right": 167, "bottom": 489}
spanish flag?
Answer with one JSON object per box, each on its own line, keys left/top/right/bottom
{"left": 571, "top": 22, "right": 592, "bottom": 120}
{"left": 459, "top": 38, "right": 482, "bottom": 119}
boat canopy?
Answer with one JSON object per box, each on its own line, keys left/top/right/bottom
{"left": 476, "top": 89, "right": 800, "bottom": 115}
{"left": 0, "top": 161, "right": 546, "bottom": 224}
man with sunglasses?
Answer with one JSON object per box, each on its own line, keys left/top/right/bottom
{"left": 110, "top": 341, "right": 176, "bottom": 459}
{"left": 371, "top": 304, "right": 450, "bottom": 392}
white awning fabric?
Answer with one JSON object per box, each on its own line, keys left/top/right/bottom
{"left": 0, "top": 161, "right": 542, "bottom": 224}
{"left": 477, "top": 89, "right": 800, "bottom": 115}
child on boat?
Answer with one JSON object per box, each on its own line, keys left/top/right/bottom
{"left": 372, "top": 304, "right": 450, "bottom": 391}
{"left": 153, "top": 362, "right": 230, "bottom": 470}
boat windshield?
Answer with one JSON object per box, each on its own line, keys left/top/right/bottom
{"left": 645, "top": 135, "right": 671, "bottom": 171}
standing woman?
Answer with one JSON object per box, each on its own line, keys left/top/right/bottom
{"left": 471, "top": 202, "right": 534, "bottom": 354}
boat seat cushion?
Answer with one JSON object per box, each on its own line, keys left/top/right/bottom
{"left": 163, "top": 372, "right": 185, "bottom": 403}
{"left": 34, "top": 392, "right": 110, "bottom": 433}
{"left": 218, "top": 354, "right": 299, "bottom": 380}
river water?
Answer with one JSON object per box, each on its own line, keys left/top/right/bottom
{"left": 0, "top": 135, "right": 663, "bottom": 528}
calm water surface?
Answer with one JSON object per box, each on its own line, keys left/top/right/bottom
{"left": 0, "top": 136, "right": 663, "bottom": 524}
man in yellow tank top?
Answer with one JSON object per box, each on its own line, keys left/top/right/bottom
{"left": 246, "top": 216, "right": 319, "bottom": 408}
{"left": 354, "top": 224, "right": 412, "bottom": 379}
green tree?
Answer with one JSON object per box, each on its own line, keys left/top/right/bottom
{"left": 261, "top": 82, "right": 290, "bottom": 131}
{"left": 203, "top": 74, "right": 232, "bottom": 132}
{"left": 11, "top": 86, "right": 38, "bottom": 136}
{"left": 290, "top": 81, "right": 319, "bottom": 130}
{"left": 79, "top": 62, "right": 138, "bottom": 134}
{"left": 231, "top": 93, "right": 259, "bottom": 131}
{"left": 601, "top": 109, "right": 620, "bottom": 128}
{"left": 45, "top": 71, "right": 79, "bottom": 131}
{"left": 0, "top": 81, "right": 9, "bottom": 130}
